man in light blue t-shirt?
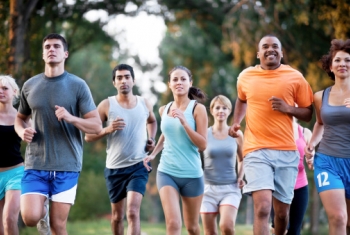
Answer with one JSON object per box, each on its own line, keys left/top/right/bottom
{"left": 15, "top": 33, "right": 102, "bottom": 235}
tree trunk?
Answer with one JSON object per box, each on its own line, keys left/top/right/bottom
{"left": 8, "top": 0, "right": 39, "bottom": 83}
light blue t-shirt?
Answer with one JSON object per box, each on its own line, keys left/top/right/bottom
{"left": 158, "top": 100, "right": 203, "bottom": 178}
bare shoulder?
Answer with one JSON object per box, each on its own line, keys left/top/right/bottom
{"left": 193, "top": 103, "right": 207, "bottom": 114}
{"left": 142, "top": 96, "right": 154, "bottom": 111}
{"left": 97, "top": 98, "right": 110, "bottom": 110}
{"left": 314, "top": 90, "right": 324, "bottom": 102}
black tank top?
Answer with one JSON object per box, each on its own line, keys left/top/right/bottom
{"left": 0, "top": 125, "right": 23, "bottom": 167}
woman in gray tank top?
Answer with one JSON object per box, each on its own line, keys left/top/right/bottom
{"left": 200, "top": 95, "right": 245, "bottom": 235}
{"left": 305, "top": 39, "right": 350, "bottom": 234}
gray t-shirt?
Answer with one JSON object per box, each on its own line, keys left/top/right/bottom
{"left": 106, "top": 96, "right": 149, "bottom": 169}
{"left": 18, "top": 71, "right": 96, "bottom": 171}
{"left": 203, "top": 127, "right": 238, "bottom": 185}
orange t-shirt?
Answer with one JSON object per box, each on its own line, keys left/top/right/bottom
{"left": 237, "top": 64, "right": 313, "bottom": 157}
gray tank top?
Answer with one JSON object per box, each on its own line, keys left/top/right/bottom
{"left": 203, "top": 127, "right": 238, "bottom": 185}
{"left": 317, "top": 87, "right": 350, "bottom": 158}
{"left": 106, "top": 96, "right": 149, "bottom": 168}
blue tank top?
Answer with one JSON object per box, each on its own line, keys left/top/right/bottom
{"left": 203, "top": 127, "right": 238, "bottom": 185}
{"left": 158, "top": 100, "right": 203, "bottom": 178}
{"left": 317, "top": 86, "right": 350, "bottom": 158}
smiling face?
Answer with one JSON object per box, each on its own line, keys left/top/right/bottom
{"left": 330, "top": 51, "right": 350, "bottom": 80}
{"left": 113, "top": 70, "right": 135, "bottom": 94}
{"left": 211, "top": 100, "right": 231, "bottom": 123}
{"left": 168, "top": 69, "right": 192, "bottom": 96}
{"left": 42, "top": 39, "right": 68, "bottom": 65}
{"left": 257, "top": 36, "right": 283, "bottom": 70}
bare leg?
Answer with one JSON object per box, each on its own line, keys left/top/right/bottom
{"left": 182, "top": 194, "right": 203, "bottom": 235}
{"left": 319, "top": 189, "right": 346, "bottom": 235}
{"left": 346, "top": 198, "right": 350, "bottom": 235}
{"left": 273, "top": 198, "right": 290, "bottom": 235}
{"left": 126, "top": 191, "right": 143, "bottom": 235}
{"left": 2, "top": 190, "right": 21, "bottom": 235}
{"left": 159, "top": 186, "right": 182, "bottom": 235}
{"left": 20, "top": 194, "right": 47, "bottom": 226}
{"left": 201, "top": 213, "right": 218, "bottom": 235}
{"left": 111, "top": 199, "right": 126, "bottom": 235}
{"left": 219, "top": 205, "right": 238, "bottom": 235}
{"left": 252, "top": 190, "right": 272, "bottom": 235}
{"left": 50, "top": 201, "right": 71, "bottom": 235}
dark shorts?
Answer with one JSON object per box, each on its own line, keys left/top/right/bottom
{"left": 157, "top": 170, "right": 204, "bottom": 197}
{"left": 104, "top": 161, "right": 150, "bottom": 203}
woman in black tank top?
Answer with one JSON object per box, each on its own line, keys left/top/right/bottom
{"left": 0, "top": 75, "right": 24, "bottom": 235}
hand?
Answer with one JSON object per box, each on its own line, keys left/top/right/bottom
{"left": 268, "top": 96, "right": 290, "bottom": 113}
{"left": 238, "top": 178, "right": 245, "bottom": 189}
{"left": 20, "top": 127, "right": 36, "bottom": 143}
{"left": 143, "top": 155, "right": 154, "bottom": 172}
{"left": 105, "top": 116, "right": 126, "bottom": 134}
{"left": 55, "top": 105, "right": 73, "bottom": 122}
{"left": 344, "top": 98, "right": 350, "bottom": 108}
{"left": 171, "top": 108, "right": 186, "bottom": 125}
{"left": 304, "top": 144, "right": 315, "bottom": 170}
{"left": 145, "top": 138, "right": 156, "bottom": 152}
{"left": 228, "top": 124, "right": 240, "bottom": 138}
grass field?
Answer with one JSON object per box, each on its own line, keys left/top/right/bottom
{"left": 20, "top": 219, "right": 328, "bottom": 235}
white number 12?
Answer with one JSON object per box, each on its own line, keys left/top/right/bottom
{"left": 317, "top": 172, "right": 330, "bottom": 187}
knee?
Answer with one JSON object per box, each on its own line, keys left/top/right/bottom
{"left": 328, "top": 211, "right": 347, "bottom": 227}
{"left": 21, "top": 213, "right": 40, "bottom": 227}
{"left": 255, "top": 201, "right": 271, "bottom": 218}
{"left": 219, "top": 222, "right": 234, "bottom": 235}
{"left": 126, "top": 207, "right": 139, "bottom": 222}
{"left": 186, "top": 224, "right": 200, "bottom": 235}
{"left": 3, "top": 214, "right": 19, "bottom": 229}
{"left": 111, "top": 212, "right": 124, "bottom": 224}
{"left": 166, "top": 219, "right": 182, "bottom": 232}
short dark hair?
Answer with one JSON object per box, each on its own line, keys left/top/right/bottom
{"left": 112, "top": 64, "right": 135, "bottom": 81}
{"left": 258, "top": 34, "right": 282, "bottom": 50}
{"left": 320, "top": 39, "right": 350, "bottom": 80}
{"left": 43, "top": 33, "right": 68, "bottom": 51}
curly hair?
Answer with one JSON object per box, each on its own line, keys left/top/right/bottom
{"left": 320, "top": 39, "right": 350, "bottom": 80}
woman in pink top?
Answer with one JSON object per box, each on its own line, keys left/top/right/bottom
{"left": 271, "top": 118, "right": 312, "bottom": 235}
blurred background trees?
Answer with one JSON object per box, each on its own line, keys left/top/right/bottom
{"left": 2, "top": 0, "right": 350, "bottom": 233}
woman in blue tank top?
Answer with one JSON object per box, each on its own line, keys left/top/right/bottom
{"left": 200, "top": 95, "right": 244, "bottom": 235}
{"left": 305, "top": 39, "right": 350, "bottom": 234}
{"left": 143, "top": 66, "right": 208, "bottom": 235}
{"left": 0, "top": 75, "right": 24, "bottom": 235}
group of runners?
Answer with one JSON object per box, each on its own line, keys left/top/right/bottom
{"left": 0, "top": 33, "right": 349, "bottom": 235}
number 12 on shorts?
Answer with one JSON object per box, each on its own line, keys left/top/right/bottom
{"left": 317, "top": 172, "right": 330, "bottom": 187}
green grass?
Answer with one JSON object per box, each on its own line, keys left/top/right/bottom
{"left": 20, "top": 219, "right": 328, "bottom": 235}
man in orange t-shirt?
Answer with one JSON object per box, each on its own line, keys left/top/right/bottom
{"left": 229, "top": 35, "right": 313, "bottom": 235}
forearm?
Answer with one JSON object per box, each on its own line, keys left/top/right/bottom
{"left": 288, "top": 105, "right": 313, "bottom": 122}
{"left": 232, "top": 98, "right": 247, "bottom": 125}
{"left": 14, "top": 116, "right": 30, "bottom": 135}
{"left": 85, "top": 127, "right": 109, "bottom": 142}
{"left": 237, "top": 160, "right": 244, "bottom": 180}
{"left": 309, "top": 122, "right": 324, "bottom": 148}
{"left": 147, "top": 121, "right": 157, "bottom": 139}
{"left": 150, "top": 134, "right": 165, "bottom": 157}
{"left": 70, "top": 116, "right": 102, "bottom": 134}
{"left": 183, "top": 123, "right": 207, "bottom": 151}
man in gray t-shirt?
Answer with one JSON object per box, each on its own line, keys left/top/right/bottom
{"left": 15, "top": 33, "right": 102, "bottom": 235}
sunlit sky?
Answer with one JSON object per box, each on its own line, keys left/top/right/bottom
{"left": 71, "top": 1, "right": 168, "bottom": 103}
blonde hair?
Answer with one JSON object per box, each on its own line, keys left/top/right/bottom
{"left": 0, "top": 75, "right": 20, "bottom": 100}
{"left": 210, "top": 95, "right": 232, "bottom": 113}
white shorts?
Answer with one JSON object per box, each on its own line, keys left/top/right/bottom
{"left": 200, "top": 184, "right": 242, "bottom": 213}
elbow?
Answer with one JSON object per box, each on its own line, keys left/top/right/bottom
{"left": 198, "top": 143, "right": 207, "bottom": 152}
{"left": 84, "top": 135, "right": 92, "bottom": 143}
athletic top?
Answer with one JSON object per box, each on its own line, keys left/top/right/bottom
{"left": 158, "top": 100, "right": 203, "bottom": 178}
{"left": 237, "top": 64, "right": 313, "bottom": 156}
{"left": 0, "top": 125, "right": 23, "bottom": 167}
{"left": 295, "top": 125, "right": 308, "bottom": 189}
{"left": 106, "top": 96, "right": 149, "bottom": 168}
{"left": 203, "top": 127, "right": 238, "bottom": 185}
{"left": 18, "top": 71, "right": 96, "bottom": 171}
{"left": 317, "top": 86, "right": 350, "bottom": 158}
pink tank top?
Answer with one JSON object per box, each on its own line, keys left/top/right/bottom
{"left": 295, "top": 125, "right": 308, "bottom": 189}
